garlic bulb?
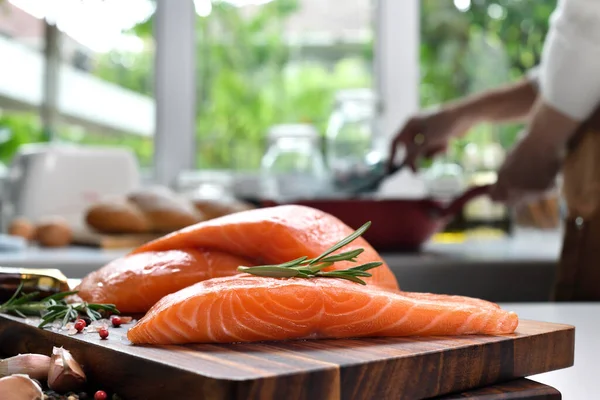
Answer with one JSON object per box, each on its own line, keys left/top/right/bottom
{"left": 0, "top": 354, "right": 51, "bottom": 380}
{"left": 0, "top": 374, "right": 43, "bottom": 400}
{"left": 47, "top": 347, "right": 86, "bottom": 393}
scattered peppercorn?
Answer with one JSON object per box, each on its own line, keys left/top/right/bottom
{"left": 74, "top": 319, "right": 86, "bottom": 332}
{"left": 94, "top": 391, "right": 108, "bottom": 400}
{"left": 98, "top": 327, "right": 109, "bottom": 339}
{"left": 110, "top": 316, "right": 122, "bottom": 327}
{"left": 78, "top": 392, "right": 89, "bottom": 399}
{"left": 80, "top": 316, "right": 92, "bottom": 326}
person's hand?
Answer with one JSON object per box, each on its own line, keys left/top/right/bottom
{"left": 489, "top": 100, "right": 580, "bottom": 205}
{"left": 388, "top": 106, "right": 474, "bottom": 172}
{"left": 489, "top": 132, "right": 563, "bottom": 205}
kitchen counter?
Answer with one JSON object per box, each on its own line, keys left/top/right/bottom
{"left": 0, "top": 228, "right": 563, "bottom": 302}
{"left": 498, "top": 303, "right": 596, "bottom": 400}
{"left": 0, "top": 246, "right": 128, "bottom": 278}
{"left": 388, "top": 228, "right": 562, "bottom": 302}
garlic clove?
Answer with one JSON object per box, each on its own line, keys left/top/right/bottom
{"left": 47, "top": 347, "right": 86, "bottom": 393}
{"left": 0, "top": 354, "right": 51, "bottom": 380}
{"left": 0, "top": 374, "right": 44, "bottom": 400}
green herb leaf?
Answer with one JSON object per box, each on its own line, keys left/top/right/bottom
{"left": 238, "top": 221, "right": 383, "bottom": 285}
{"left": 309, "top": 221, "right": 372, "bottom": 266}
{"left": 0, "top": 285, "right": 120, "bottom": 329}
{"left": 349, "top": 262, "right": 384, "bottom": 272}
{"left": 319, "top": 248, "right": 364, "bottom": 263}
{"left": 237, "top": 266, "right": 301, "bottom": 278}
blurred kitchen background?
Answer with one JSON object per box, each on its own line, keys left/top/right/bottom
{"left": 0, "top": 0, "right": 562, "bottom": 302}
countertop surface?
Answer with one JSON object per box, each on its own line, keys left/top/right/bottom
{"left": 498, "top": 303, "right": 596, "bottom": 400}
{"left": 0, "top": 229, "right": 564, "bottom": 302}
{"left": 0, "top": 228, "right": 562, "bottom": 269}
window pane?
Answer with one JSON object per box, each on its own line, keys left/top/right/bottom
{"left": 420, "top": 0, "right": 556, "bottom": 154}
{"left": 0, "top": 0, "right": 156, "bottom": 169}
{"left": 194, "top": 0, "right": 374, "bottom": 171}
{"left": 0, "top": 2, "right": 45, "bottom": 168}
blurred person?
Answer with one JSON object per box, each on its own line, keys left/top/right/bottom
{"left": 389, "top": 0, "right": 600, "bottom": 301}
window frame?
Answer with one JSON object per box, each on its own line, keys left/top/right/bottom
{"left": 153, "top": 0, "right": 197, "bottom": 186}
{"left": 151, "top": 0, "right": 420, "bottom": 184}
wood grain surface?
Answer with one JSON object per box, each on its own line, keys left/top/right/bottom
{"left": 0, "top": 315, "right": 574, "bottom": 400}
{"left": 434, "top": 378, "right": 561, "bottom": 399}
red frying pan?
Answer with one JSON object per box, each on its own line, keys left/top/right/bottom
{"left": 262, "top": 184, "right": 491, "bottom": 252}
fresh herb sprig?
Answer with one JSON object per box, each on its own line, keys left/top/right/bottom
{"left": 0, "top": 283, "right": 119, "bottom": 328}
{"left": 237, "top": 221, "right": 382, "bottom": 285}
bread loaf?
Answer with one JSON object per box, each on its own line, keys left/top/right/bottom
{"left": 193, "top": 198, "right": 255, "bottom": 220}
{"left": 127, "top": 186, "right": 205, "bottom": 233}
{"left": 85, "top": 200, "right": 151, "bottom": 234}
{"left": 8, "top": 217, "right": 36, "bottom": 241}
{"left": 35, "top": 216, "right": 72, "bottom": 247}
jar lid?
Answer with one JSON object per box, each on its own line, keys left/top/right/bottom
{"left": 267, "top": 124, "right": 320, "bottom": 140}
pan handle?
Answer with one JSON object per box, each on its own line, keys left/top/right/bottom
{"left": 430, "top": 184, "right": 492, "bottom": 219}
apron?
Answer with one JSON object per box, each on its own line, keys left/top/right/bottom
{"left": 552, "top": 106, "right": 600, "bottom": 301}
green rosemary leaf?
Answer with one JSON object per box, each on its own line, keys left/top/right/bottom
{"left": 3, "top": 282, "right": 24, "bottom": 305}
{"left": 319, "top": 248, "right": 364, "bottom": 263}
{"left": 39, "top": 309, "right": 66, "bottom": 328}
{"left": 11, "top": 292, "right": 42, "bottom": 306}
{"left": 61, "top": 307, "right": 72, "bottom": 327}
{"left": 86, "top": 307, "right": 101, "bottom": 321}
{"left": 309, "top": 221, "right": 371, "bottom": 265}
{"left": 1, "top": 284, "right": 120, "bottom": 328}
{"left": 40, "top": 309, "right": 63, "bottom": 320}
{"left": 237, "top": 266, "right": 301, "bottom": 278}
{"left": 235, "top": 220, "right": 382, "bottom": 285}
{"left": 349, "top": 262, "right": 384, "bottom": 272}
{"left": 42, "top": 290, "right": 79, "bottom": 302}
{"left": 318, "top": 270, "right": 372, "bottom": 278}
{"left": 307, "top": 261, "right": 333, "bottom": 273}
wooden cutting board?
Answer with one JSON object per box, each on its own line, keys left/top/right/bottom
{"left": 435, "top": 378, "right": 561, "bottom": 399}
{"left": 0, "top": 315, "right": 573, "bottom": 400}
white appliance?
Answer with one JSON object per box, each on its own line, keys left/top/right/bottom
{"left": 2, "top": 143, "right": 141, "bottom": 231}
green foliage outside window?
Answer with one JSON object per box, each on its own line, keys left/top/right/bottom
{"left": 0, "top": 0, "right": 557, "bottom": 171}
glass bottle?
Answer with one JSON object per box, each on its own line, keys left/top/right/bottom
{"left": 325, "top": 89, "right": 377, "bottom": 185}
{"left": 260, "top": 124, "right": 329, "bottom": 201}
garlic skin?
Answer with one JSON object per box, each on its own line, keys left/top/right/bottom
{"left": 47, "top": 347, "right": 86, "bottom": 393}
{"left": 0, "top": 354, "right": 51, "bottom": 380}
{"left": 0, "top": 374, "right": 44, "bottom": 400}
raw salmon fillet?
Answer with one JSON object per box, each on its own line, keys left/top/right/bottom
{"left": 130, "top": 205, "right": 400, "bottom": 292}
{"left": 76, "top": 249, "right": 252, "bottom": 313}
{"left": 127, "top": 275, "right": 518, "bottom": 345}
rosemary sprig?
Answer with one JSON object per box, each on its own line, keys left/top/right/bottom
{"left": 237, "top": 221, "right": 383, "bottom": 285}
{"left": 0, "top": 283, "right": 120, "bottom": 328}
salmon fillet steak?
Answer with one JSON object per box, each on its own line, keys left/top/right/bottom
{"left": 76, "top": 249, "right": 252, "bottom": 313}
{"left": 127, "top": 275, "right": 519, "bottom": 345}
{"left": 129, "top": 205, "right": 399, "bottom": 291}
{"left": 77, "top": 205, "right": 400, "bottom": 313}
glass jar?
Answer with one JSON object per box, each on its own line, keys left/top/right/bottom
{"left": 260, "top": 124, "right": 329, "bottom": 200}
{"left": 325, "top": 89, "right": 376, "bottom": 177}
